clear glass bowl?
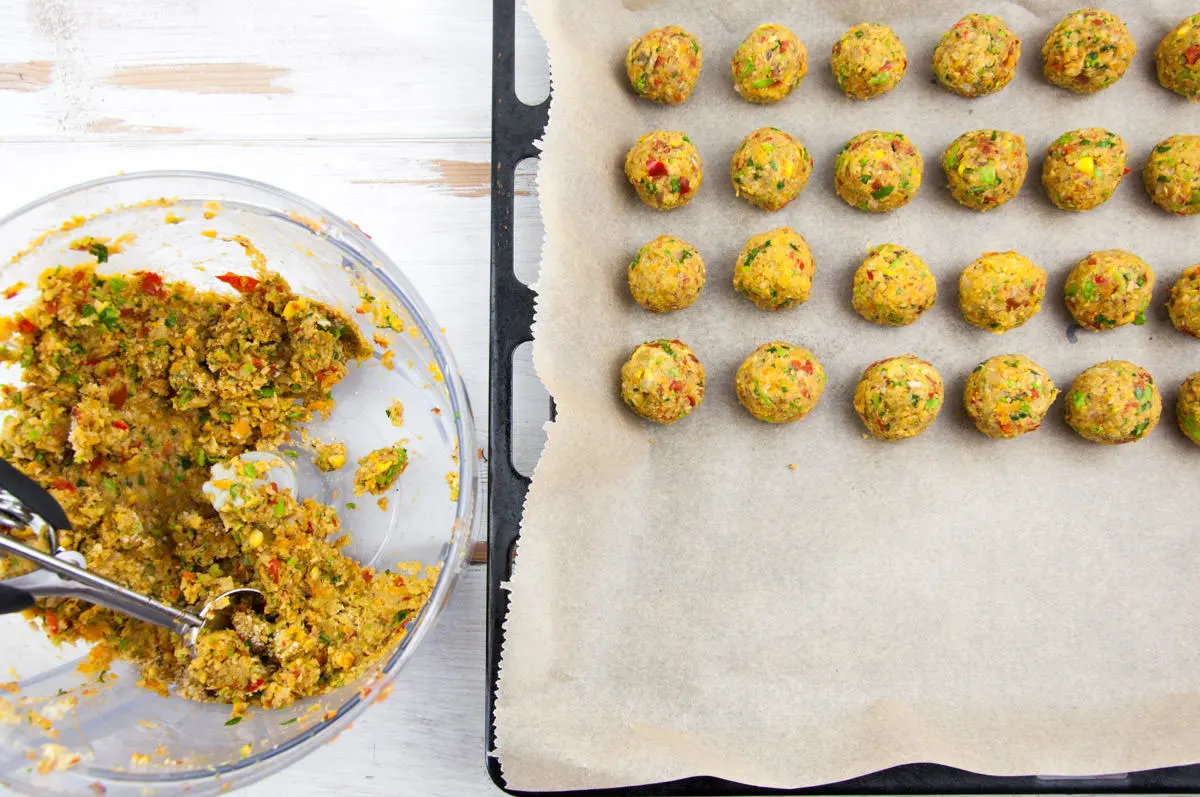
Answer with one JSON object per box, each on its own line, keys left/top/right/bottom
{"left": 0, "top": 172, "right": 478, "bottom": 796}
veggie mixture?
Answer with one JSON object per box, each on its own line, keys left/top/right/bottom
{"left": 1065, "top": 360, "right": 1161, "bottom": 445}
{"left": 851, "top": 244, "right": 937, "bottom": 327}
{"left": 732, "top": 227, "right": 815, "bottom": 311}
{"left": 942, "top": 129, "right": 1028, "bottom": 212}
{"left": 627, "top": 234, "right": 706, "bottom": 314}
{"left": 958, "top": 251, "right": 1046, "bottom": 333}
{"left": 731, "top": 23, "right": 806, "bottom": 104}
{"left": 624, "top": 130, "right": 703, "bottom": 211}
{"left": 625, "top": 25, "right": 703, "bottom": 105}
{"left": 734, "top": 342, "right": 826, "bottom": 424}
{"left": 852, "top": 355, "right": 944, "bottom": 441}
{"left": 830, "top": 23, "right": 907, "bottom": 100}
{"left": 619, "top": 339, "right": 705, "bottom": 425}
{"left": 1156, "top": 13, "right": 1200, "bottom": 100}
{"left": 963, "top": 355, "right": 1059, "bottom": 440}
{"left": 1143, "top": 134, "right": 1200, "bottom": 216}
{"left": 0, "top": 262, "right": 437, "bottom": 708}
{"left": 833, "top": 130, "right": 923, "bottom": 212}
{"left": 1041, "top": 9, "right": 1135, "bottom": 94}
{"left": 932, "top": 13, "right": 1021, "bottom": 98}
{"left": 1041, "top": 128, "right": 1129, "bottom": 212}
{"left": 1064, "top": 249, "right": 1154, "bottom": 331}
{"left": 730, "top": 127, "right": 812, "bottom": 212}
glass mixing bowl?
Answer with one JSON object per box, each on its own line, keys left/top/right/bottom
{"left": 0, "top": 172, "right": 478, "bottom": 796}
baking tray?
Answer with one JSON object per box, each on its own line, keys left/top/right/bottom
{"left": 484, "top": 0, "right": 1200, "bottom": 792}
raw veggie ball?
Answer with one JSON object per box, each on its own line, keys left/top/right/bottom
{"left": 1042, "top": 9, "right": 1136, "bottom": 94}
{"left": 627, "top": 235, "right": 705, "bottom": 313}
{"left": 1065, "top": 360, "right": 1161, "bottom": 444}
{"left": 734, "top": 341, "right": 826, "bottom": 423}
{"left": 1156, "top": 14, "right": 1200, "bottom": 100}
{"left": 733, "top": 227, "right": 815, "bottom": 311}
{"left": 959, "top": 251, "right": 1046, "bottom": 333}
{"left": 964, "top": 354, "right": 1060, "bottom": 439}
{"left": 942, "top": 129, "right": 1027, "bottom": 211}
{"left": 932, "top": 13, "right": 1021, "bottom": 98}
{"left": 830, "top": 23, "right": 908, "bottom": 99}
{"left": 625, "top": 25, "right": 703, "bottom": 104}
{"left": 833, "top": 130, "right": 923, "bottom": 212}
{"left": 1064, "top": 249, "right": 1154, "bottom": 331}
{"left": 1144, "top": 134, "right": 1200, "bottom": 215}
{"left": 1167, "top": 264, "right": 1200, "bottom": 337}
{"left": 624, "top": 131, "right": 703, "bottom": 211}
{"left": 732, "top": 23, "right": 806, "bottom": 103}
{"left": 730, "top": 127, "right": 812, "bottom": 211}
{"left": 1176, "top": 372, "right": 1200, "bottom": 444}
{"left": 619, "top": 339, "right": 705, "bottom": 424}
{"left": 851, "top": 244, "right": 936, "bottom": 326}
{"left": 852, "top": 355, "right": 944, "bottom": 441}
{"left": 1041, "top": 128, "right": 1129, "bottom": 211}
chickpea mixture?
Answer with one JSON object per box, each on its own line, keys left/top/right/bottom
{"left": 0, "top": 262, "right": 437, "bottom": 708}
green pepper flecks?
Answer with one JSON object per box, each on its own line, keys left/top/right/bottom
{"left": 1144, "top": 134, "right": 1200, "bottom": 215}
{"left": 943, "top": 130, "right": 1027, "bottom": 211}
{"left": 619, "top": 339, "right": 705, "bottom": 425}
{"left": 1167, "top": 263, "right": 1200, "bottom": 336}
{"left": 830, "top": 23, "right": 907, "bottom": 100}
{"left": 959, "top": 251, "right": 1046, "bottom": 333}
{"left": 932, "top": 13, "right": 1021, "bottom": 97}
{"left": 624, "top": 130, "right": 703, "bottom": 211}
{"left": 733, "top": 227, "right": 815, "bottom": 311}
{"left": 833, "top": 130, "right": 923, "bottom": 212}
{"left": 1156, "top": 14, "right": 1200, "bottom": 100}
{"left": 1042, "top": 127, "right": 1129, "bottom": 211}
{"left": 731, "top": 23, "right": 806, "bottom": 104}
{"left": 1176, "top": 372, "right": 1200, "bottom": 445}
{"left": 625, "top": 25, "right": 703, "bottom": 105}
{"left": 627, "top": 235, "right": 706, "bottom": 313}
{"left": 964, "top": 354, "right": 1059, "bottom": 439}
{"left": 735, "top": 341, "right": 826, "bottom": 423}
{"left": 730, "top": 127, "right": 812, "bottom": 211}
{"left": 851, "top": 244, "right": 936, "bottom": 326}
{"left": 1064, "top": 249, "right": 1154, "bottom": 331}
{"left": 1042, "top": 9, "right": 1135, "bottom": 94}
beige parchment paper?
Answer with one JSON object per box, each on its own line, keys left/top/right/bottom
{"left": 494, "top": 0, "right": 1200, "bottom": 790}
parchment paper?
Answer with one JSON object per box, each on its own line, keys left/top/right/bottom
{"left": 494, "top": 1, "right": 1200, "bottom": 790}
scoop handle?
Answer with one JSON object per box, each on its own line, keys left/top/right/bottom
{"left": 0, "top": 583, "right": 33, "bottom": 614}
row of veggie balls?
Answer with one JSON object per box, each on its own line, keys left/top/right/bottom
{"left": 620, "top": 341, "right": 1190, "bottom": 449}
{"left": 627, "top": 11, "right": 1200, "bottom": 105}
{"left": 628, "top": 229, "right": 1200, "bottom": 336}
{"left": 624, "top": 127, "right": 1200, "bottom": 215}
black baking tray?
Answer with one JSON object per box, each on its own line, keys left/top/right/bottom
{"left": 484, "top": 0, "right": 1200, "bottom": 792}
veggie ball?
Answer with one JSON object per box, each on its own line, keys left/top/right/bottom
{"left": 1064, "top": 249, "right": 1154, "bottom": 331}
{"left": 853, "top": 355, "right": 944, "bottom": 441}
{"left": 730, "top": 127, "right": 812, "bottom": 211}
{"left": 1065, "top": 360, "right": 1161, "bottom": 444}
{"left": 627, "top": 235, "right": 705, "bottom": 313}
{"left": 1042, "top": 9, "right": 1136, "bottom": 94}
{"left": 619, "top": 339, "right": 705, "bottom": 424}
{"left": 733, "top": 227, "right": 815, "bottom": 311}
{"left": 1156, "top": 13, "right": 1200, "bottom": 100}
{"left": 851, "top": 244, "right": 936, "bottom": 326}
{"left": 1144, "top": 134, "right": 1200, "bottom": 215}
{"left": 830, "top": 23, "right": 907, "bottom": 99}
{"left": 625, "top": 25, "right": 703, "bottom": 104}
{"left": 624, "top": 131, "right": 702, "bottom": 211}
{"left": 1167, "top": 264, "right": 1200, "bottom": 337}
{"left": 964, "top": 354, "right": 1060, "bottom": 439}
{"left": 833, "top": 130, "right": 923, "bottom": 212}
{"left": 1041, "top": 127, "right": 1129, "bottom": 211}
{"left": 959, "top": 251, "right": 1046, "bottom": 333}
{"left": 1176, "top": 372, "right": 1200, "bottom": 444}
{"left": 932, "top": 13, "right": 1021, "bottom": 98}
{"left": 942, "top": 129, "right": 1028, "bottom": 211}
{"left": 734, "top": 341, "right": 826, "bottom": 424}
{"left": 732, "top": 23, "right": 806, "bottom": 103}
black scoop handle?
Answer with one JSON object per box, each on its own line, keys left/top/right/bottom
{"left": 0, "top": 458, "right": 71, "bottom": 532}
{"left": 0, "top": 583, "right": 33, "bottom": 614}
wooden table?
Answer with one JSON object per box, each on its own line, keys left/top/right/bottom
{"left": 0, "top": 2, "right": 548, "bottom": 794}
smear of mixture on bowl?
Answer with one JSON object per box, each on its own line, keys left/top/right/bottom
{"left": 0, "top": 246, "right": 438, "bottom": 710}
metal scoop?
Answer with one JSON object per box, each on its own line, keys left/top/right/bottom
{"left": 0, "top": 458, "right": 265, "bottom": 648}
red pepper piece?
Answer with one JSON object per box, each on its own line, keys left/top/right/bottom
{"left": 246, "top": 679, "right": 265, "bottom": 694}
{"left": 16, "top": 318, "right": 36, "bottom": 335}
{"left": 267, "top": 558, "right": 281, "bottom": 584}
{"left": 140, "top": 272, "right": 166, "bottom": 298}
{"left": 112, "top": 420, "right": 129, "bottom": 431}
{"left": 109, "top": 384, "right": 128, "bottom": 409}
{"left": 216, "top": 273, "right": 259, "bottom": 293}
{"left": 678, "top": 177, "right": 691, "bottom": 194}
{"left": 646, "top": 160, "right": 668, "bottom": 178}
{"left": 50, "top": 477, "right": 76, "bottom": 493}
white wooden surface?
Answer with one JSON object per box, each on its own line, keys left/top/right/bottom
{"left": 0, "top": 1, "right": 551, "bottom": 795}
